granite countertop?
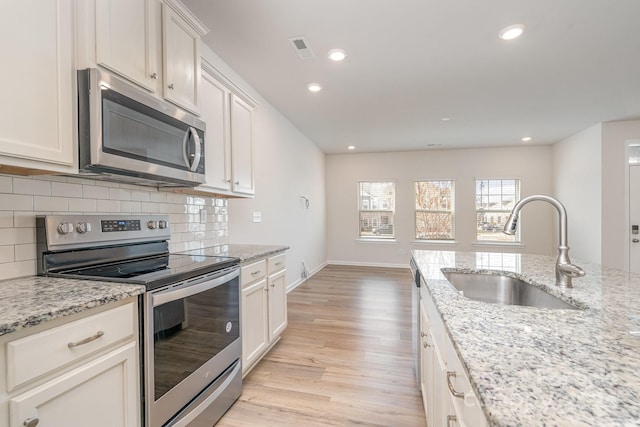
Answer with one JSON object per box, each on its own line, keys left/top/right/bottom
{"left": 183, "top": 244, "right": 289, "bottom": 264}
{"left": 411, "top": 250, "right": 640, "bottom": 426}
{"left": 0, "top": 276, "right": 145, "bottom": 337}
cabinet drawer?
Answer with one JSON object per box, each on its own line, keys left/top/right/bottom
{"left": 241, "top": 260, "right": 267, "bottom": 288}
{"left": 267, "top": 253, "right": 286, "bottom": 274}
{"left": 7, "top": 302, "right": 135, "bottom": 390}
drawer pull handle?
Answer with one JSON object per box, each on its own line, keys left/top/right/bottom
{"left": 251, "top": 270, "right": 261, "bottom": 276}
{"left": 447, "top": 371, "right": 464, "bottom": 398}
{"left": 275, "top": 262, "right": 282, "bottom": 266}
{"left": 23, "top": 418, "right": 39, "bottom": 427}
{"left": 447, "top": 415, "right": 458, "bottom": 427}
{"left": 68, "top": 331, "right": 104, "bottom": 348}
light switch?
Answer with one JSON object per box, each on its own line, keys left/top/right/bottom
{"left": 252, "top": 211, "right": 262, "bottom": 223}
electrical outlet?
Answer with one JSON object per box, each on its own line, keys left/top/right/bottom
{"left": 252, "top": 211, "right": 262, "bottom": 223}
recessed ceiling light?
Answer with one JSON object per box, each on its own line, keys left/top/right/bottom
{"left": 426, "top": 143, "right": 442, "bottom": 147}
{"left": 307, "top": 83, "right": 322, "bottom": 92}
{"left": 440, "top": 117, "right": 451, "bottom": 122}
{"left": 347, "top": 145, "right": 356, "bottom": 150}
{"left": 521, "top": 136, "right": 532, "bottom": 142}
{"left": 499, "top": 24, "right": 525, "bottom": 41}
{"left": 328, "top": 48, "right": 347, "bottom": 62}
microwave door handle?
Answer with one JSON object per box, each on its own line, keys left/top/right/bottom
{"left": 183, "top": 127, "right": 202, "bottom": 172}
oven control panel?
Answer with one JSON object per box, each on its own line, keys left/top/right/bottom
{"left": 38, "top": 215, "right": 171, "bottom": 251}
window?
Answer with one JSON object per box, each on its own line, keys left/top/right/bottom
{"left": 415, "top": 180, "right": 455, "bottom": 240}
{"left": 359, "top": 181, "right": 395, "bottom": 238}
{"left": 475, "top": 179, "right": 520, "bottom": 242}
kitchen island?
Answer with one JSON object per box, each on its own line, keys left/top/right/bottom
{"left": 412, "top": 250, "right": 640, "bottom": 426}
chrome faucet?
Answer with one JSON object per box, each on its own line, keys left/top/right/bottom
{"left": 503, "top": 195, "right": 585, "bottom": 288}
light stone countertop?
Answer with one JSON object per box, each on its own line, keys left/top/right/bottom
{"left": 0, "top": 276, "right": 145, "bottom": 337}
{"left": 411, "top": 250, "right": 640, "bottom": 427}
{"left": 182, "top": 244, "right": 289, "bottom": 264}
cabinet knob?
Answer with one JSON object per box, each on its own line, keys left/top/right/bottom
{"left": 23, "top": 418, "right": 39, "bottom": 427}
{"left": 168, "top": 83, "right": 174, "bottom": 90}
{"left": 234, "top": 181, "right": 240, "bottom": 185}
{"left": 225, "top": 179, "right": 232, "bottom": 184}
{"left": 150, "top": 72, "right": 157, "bottom": 79}
{"left": 423, "top": 341, "right": 430, "bottom": 348}
{"left": 420, "top": 331, "right": 426, "bottom": 337}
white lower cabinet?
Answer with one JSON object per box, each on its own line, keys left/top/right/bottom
{"left": 420, "top": 286, "right": 487, "bottom": 427}
{"left": 241, "top": 253, "right": 287, "bottom": 375}
{"left": 0, "top": 298, "right": 140, "bottom": 427}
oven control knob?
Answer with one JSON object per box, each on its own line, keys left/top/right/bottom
{"left": 76, "top": 222, "right": 92, "bottom": 234}
{"left": 147, "top": 220, "right": 159, "bottom": 230}
{"left": 159, "top": 220, "right": 168, "bottom": 229}
{"left": 57, "top": 222, "right": 74, "bottom": 235}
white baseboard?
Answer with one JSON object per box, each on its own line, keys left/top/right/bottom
{"left": 327, "top": 260, "right": 411, "bottom": 269}
{"left": 286, "top": 261, "right": 328, "bottom": 293}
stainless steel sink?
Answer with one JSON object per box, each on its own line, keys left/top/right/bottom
{"left": 442, "top": 271, "right": 578, "bottom": 310}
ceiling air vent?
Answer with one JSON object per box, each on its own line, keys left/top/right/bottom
{"left": 289, "top": 36, "right": 315, "bottom": 60}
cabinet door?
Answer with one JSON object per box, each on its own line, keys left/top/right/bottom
{"left": 9, "top": 342, "right": 139, "bottom": 427}
{"left": 95, "top": 0, "right": 158, "bottom": 92}
{"left": 419, "top": 304, "right": 433, "bottom": 426}
{"left": 162, "top": 4, "right": 200, "bottom": 114}
{"left": 198, "top": 65, "right": 232, "bottom": 192}
{"left": 230, "top": 95, "right": 255, "bottom": 196}
{"left": 267, "top": 271, "right": 287, "bottom": 342}
{"left": 0, "top": 0, "right": 75, "bottom": 173}
{"left": 241, "top": 279, "right": 268, "bottom": 373}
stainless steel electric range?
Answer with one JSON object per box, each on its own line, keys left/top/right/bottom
{"left": 36, "top": 214, "right": 242, "bottom": 427}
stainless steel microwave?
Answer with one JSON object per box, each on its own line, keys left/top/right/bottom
{"left": 77, "top": 68, "right": 206, "bottom": 187}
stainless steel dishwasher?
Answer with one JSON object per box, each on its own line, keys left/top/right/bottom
{"left": 409, "top": 256, "right": 421, "bottom": 389}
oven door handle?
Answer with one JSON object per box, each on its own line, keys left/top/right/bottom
{"left": 152, "top": 268, "right": 239, "bottom": 307}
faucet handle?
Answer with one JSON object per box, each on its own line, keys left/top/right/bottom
{"left": 558, "top": 263, "right": 586, "bottom": 278}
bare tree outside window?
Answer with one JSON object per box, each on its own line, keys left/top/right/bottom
{"left": 475, "top": 179, "right": 520, "bottom": 242}
{"left": 359, "top": 181, "right": 395, "bottom": 238}
{"left": 415, "top": 181, "right": 455, "bottom": 240}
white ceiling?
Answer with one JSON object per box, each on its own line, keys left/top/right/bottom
{"left": 183, "top": 0, "right": 640, "bottom": 154}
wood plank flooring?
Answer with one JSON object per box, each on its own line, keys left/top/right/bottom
{"left": 217, "top": 265, "right": 427, "bottom": 427}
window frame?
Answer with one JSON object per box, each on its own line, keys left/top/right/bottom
{"left": 414, "top": 180, "right": 455, "bottom": 241}
{"left": 358, "top": 181, "right": 396, "bottom": 239}
{"left": 474, "top": 178, "right": 521, "bottom": 242}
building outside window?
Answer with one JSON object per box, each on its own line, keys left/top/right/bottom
{"left": 475, "top": 179, "right": 520, "bottom": 242}
{"left": 415, "top": 180, "right": 455, "bottom": 240}
{"left": 359, "top": 181, "right": 395, "bottom": 238}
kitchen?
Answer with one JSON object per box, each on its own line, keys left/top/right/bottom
{"left": 1, "top": 0, "right": 640, "bottom": 426}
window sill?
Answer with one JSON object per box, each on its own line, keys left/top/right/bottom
{"left": 472, "top": 241, "right": 526, "bottom": 248}
{"left": 355, "top": 238, "right": 398, "bottom": 244}
{"left": 412, "top": 240, "right": 459, "bottom": 245}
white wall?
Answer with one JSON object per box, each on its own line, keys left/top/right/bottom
{"left": 552, "top": 124, "right": 602, "bottom": 264}
{"left": 200, "top": 46, "right": 327, "bottom": 290}
{"left": 601, "top": 120, "right": 640, "bottom": 269}
{"left": 326, "top": 146, "right": 555, "bottom": 267}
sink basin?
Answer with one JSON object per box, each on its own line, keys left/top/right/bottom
{"left": 442, "top": 271, "right": 578, "bottom": 310}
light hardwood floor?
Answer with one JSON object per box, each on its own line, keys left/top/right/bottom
{"left": 217, "top": 265, "right": 427, "bottom": 427}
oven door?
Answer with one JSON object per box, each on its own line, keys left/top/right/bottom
{"left": 145, "top": 266, "right": 241, "bottom": 427}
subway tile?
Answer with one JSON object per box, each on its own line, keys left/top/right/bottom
{"left": 83, "top": 185, "right": 110, "bottom": 199}
{"left": 51, "top": 182, "right": 83, "bottom": 198}
{"left": 14, "top": 178, "right": 52, "bottom": 196}
{"left": 0, "top": 228, "right": 35, "bottom": 245}
{"left": 0, "top": 246, "right": 15, "bottom": 263}
{"left": 121, "top": 201, "right": 142, "bottom": 213}
{"left": 96, "top": 199, "right": 121, "bottom": 212}
{"left": 0, "top": 195, "right": 33, "bottom": 211}
{"left": 13, "top": 212, "right": 35, "bottom": 228}
{"left": 34, "top": 196, "right": 68, "bottom": 212}
{"left": 68, "top": 198, "right": 97, "bottom": 212}
{"left": 131, "top": 190, "right": 151, "bottom": 202}
{"left": 0, "top": 260, "right": 36, "bottom": 281}
{"left": 109, "top": 188, "right": 132, "bottom": 201}
{"left": 0, "top": 212, "right": 13, "bottom": 228}
{"left": 0, "top": 176, "right": 12, "bottom": 193}
{"left": 15, "top": 243, "right": 36, "bottom": 261}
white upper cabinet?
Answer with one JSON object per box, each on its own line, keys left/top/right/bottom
{"left": 78, "top": 0, "right": 207, "bottom": 114}
{"left": 95, "top": 0, "right": 159, "bottom": 92}
{"left": 162, "top": 3, "right": 201, "bottom": 114}
{"left": 0, "top": 0, "right": 76, "bottom": 174}
{"left": 196, "top": 60, "right": 257, "bottom": 197}
{"left": 230, "top": 95, "right": 256, "bottom": 196}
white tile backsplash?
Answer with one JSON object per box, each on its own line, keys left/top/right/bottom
{"left": 0, "top": 173, "right": 229, "bottom": 281}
